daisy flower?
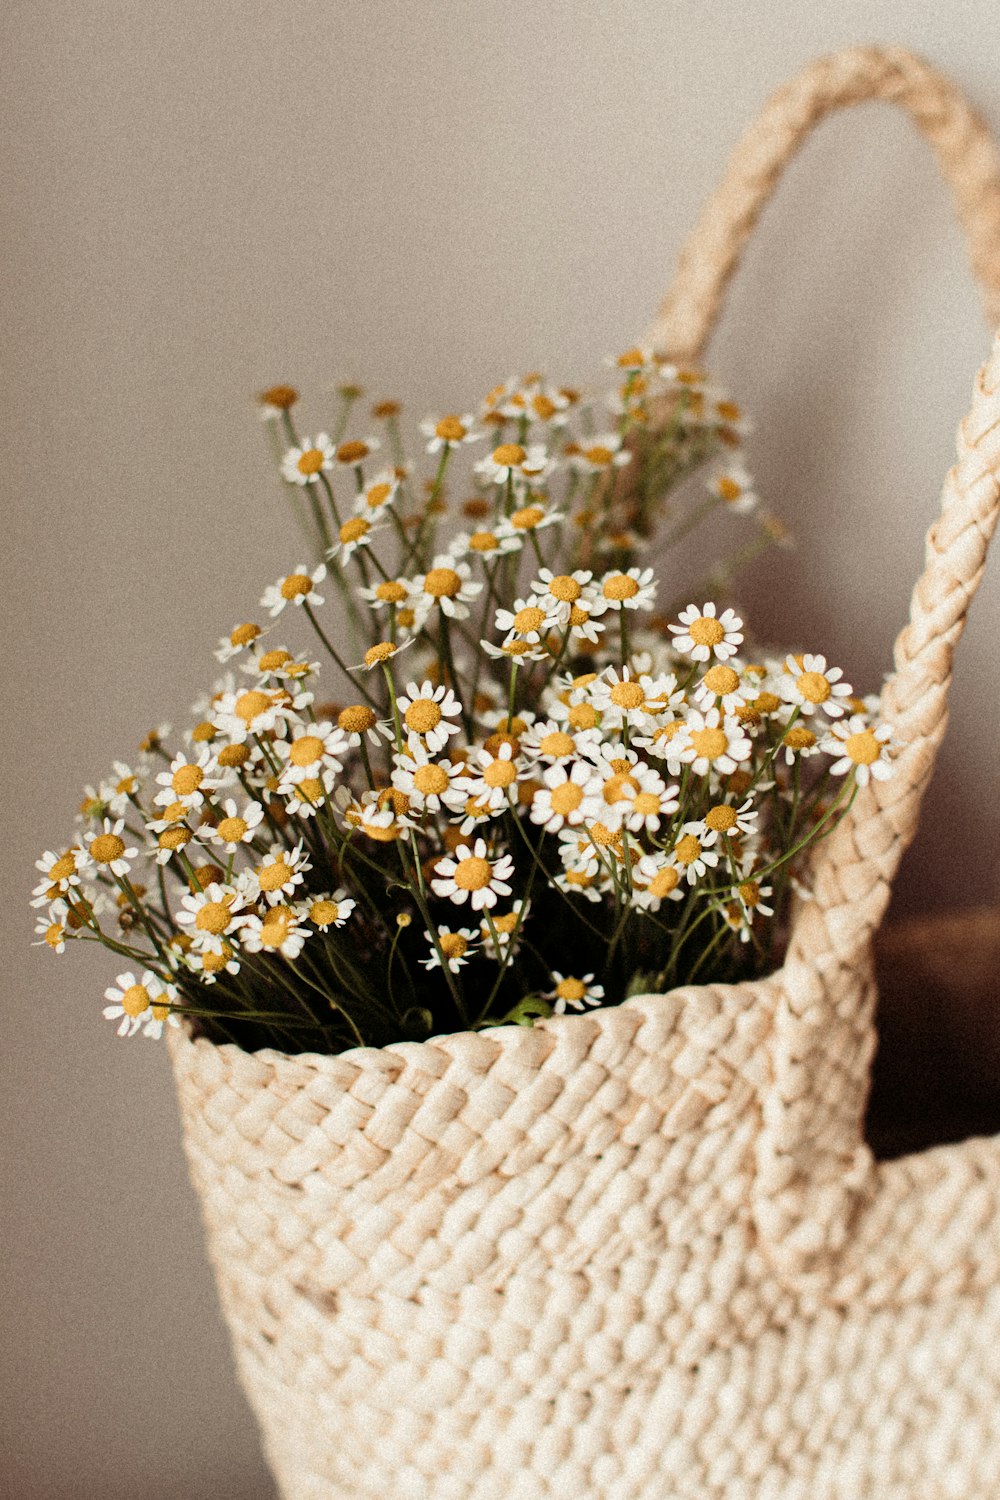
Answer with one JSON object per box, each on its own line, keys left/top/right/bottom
{"left": 546, "top": 972, "right": 605, "bottom": 1014}
{"left": 210, "top": 687, "right": 292, "bottom": 743}
{"left": 494, "top": 595, "right": 559, "bottom": 644}
{"left": 781, "top": 653, "right": 853, "bottom": 718}
{"left": 32, "top": 846, "right": 89, "bottom": 907}
{"left": 529, "top": 568, "right": 594, "bottom": 625}
{"left": 529, "top": 760, "right": 599, "bottom": 833}
{"left": 335, "top": 703, "right": 382, "bottom": 748}
{"left": 410, "top": 555, "right": 483, "bottom": 621}
{"left": 704, "top": 797, "right": 758, "bottom": 840}
{"left": 822, "top": 715, "right": 894, "bottom": 785}
{"left": 354, "top": 470, "right": 400, "bottom": 513}
{"left": 592, "top": 567, "right": 657, "bottom": 615}
{"left": 176, "top": 882, "right": 250, "bottom": 953}
{"left": 675, "top": 708, "right": 752, "bottom": 777}
{"left": 421, "top": 925, "right": 479, "bottom": 973}
{"left": 392, "top": 745, "right": 465, "bottom": 813}
{"left": 455, "top": 742, "right": 522, "bottom": 815}
{"left": 420, "top": 414, "right": 482, "bottom": 454}
{"left": 780, "top": 722, "right": 822, "bottom": 765}
{"left": 274, "top": 721, "right": 348, "bottom": 784}
{"left": 281, "top": 434, "right": 335, "bottom": 485}
{"left": 691, "top": 661, "right": 752, "bottom": 712}
{"left": 394, "top": 680, "right": 463, "bottom": 754}
{"left": 33, "top": 911, "right": 68, "bottom": 953}
{"left": 260, "top": 563, "right": 327, "bottom": 618}
{"left": 307, "top": 890, "right": 356, "bottom": 930}
{"left": 154, "top": 748, "right": 221, "bottom": 811}
{"left": 103, "top": 970, "right": 176, "bottom": 1038}
{"left": 206, "top": 798, "right": 265, "bottom": 849}
{"left": 83, "top": 818, "right": 138, "bottom": 878}
{"left": 631, "top": 853, "right": 685, "bottom": 911}
{"left": 239, "top": 840, "right": 312, "bottom": 905}
{"left": 241, "top": 905, "right": 310, "bottom": 960}
{"left": 520, "top": 719, "right": 597, "bottom": 765}
{"left": 669, "top": 602, "right": 743, "bottom": 662}
{"left": 431, "top": 838, "right": 515, "bottom": 911}
{"left": 672, "top": 822, "right": 720, "bottom": 885}
{"left": 330, "top": 515, "right": 384, "bottom": 563}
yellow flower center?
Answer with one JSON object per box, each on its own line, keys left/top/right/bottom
{"left": 601, "top": 773, "right": 637, "bottom": 806}
{"left": 436, "top": 416, "right": 467, "bottom": 442}
{"left": 340, "top": 518, "right": 370, "bottom": 545}
{"left": 280, "top": 572, "right": 313, "bottom": 600}
{"left": 49, "top": 853, "right": 77, "bottom": 883}
{"left": 195, "top": 901, "right": 232, "bottom": 935}
{"left": 510, "top": 505, "right": 544, "bottom": 530}
{"left": 262, "top": 384, "right": 298, "bottom": 409}
{"left": 310, "top": 899, "right": 340, "bottom": 925}
{"left": 753, "top": 692, "right": 781, "bottom": 715}
{"left": 483, "top": 758, "right": 517, "bottom": 789}
{"left": 413, "top": 763, "right": 450, "bottom": 795}
{"left": 563, "top": 869, "right": 594, "bottom": 888}
{"left": 230, "top": 622, "right": 261, "bottom": 648}
{"left": 492, "top": 443, "right": 526, "bottom": 466}
{"left": 703, "top": 664, "right": 740, "bottom": 696}
{"left": 215, "top": 815, "right": 248, "bottom": 843}
{"left": 200, "top": 945, "right": 232, "bottom": 973}
{"left": 257, "top": 859, "right": 292, "bottom": 892}
{"left": 610, "top": 681, "right": 645, "bottom": 709}
{"left": 589, "top": 822, "right": 620, "bottom": 849}
{"left": 296, "top": 448, "right": 325, "bottom": 476}
{"left": 649, "top": 867, "right": 680, "bottom": 898}
{"left": 172, "top": 764, "right": 204, "bottom": 796}
{"left": 365, "top": 642, "right": 396, "bottom": 666}
{"left": 158, "top": 827, "right": 190, "bottom": 851}
{"left": 423, "top": 567, "right": 461, "bottom": 599}
{"left": 539, "top": 730, "right": 575, "bottom": 758}
{"left": 602, "top": 574, "right": 639, "bottom": 601}
{"left": 844, "top": 729, "right": 881, "bottom": 765}
{"left": 690, "top": 727, "right": 729, "bottom": 761}
{"left": 617, "top": 348, "right": 645, "bottom": 368}
{"left": 674, "top": 834, "right": 702, "bottom": 866}
{"left": 705, "top": 804, "right": 738, "bottom": 832}
{"left": 376, "top": 580, "right": 408, "bottom": 604}
{"left": 289, "top": 734, "right": 325, "bottom": 767}
{"left": 405, "top": 700, "right": 442, "bottom": 734}
{"left": 259, "top": 907, "right": 296, "bottom": 948}
{"left": 717, "top": 476, "right": 743, "bottom": 502}
{"left": 584, "top": 444, "right": 614, "bottom": 466}
{"left": 218, "top": 744, "right": 251, "bottom": 768}
{"left": 513, "top": 606, "right": 546, "bottom": 634}
{"left": 295, "top": 777, "right": 324, "bottom": 805}
{"left": 688, "top": 616, "right": 726, "bottom": 647}
{"left": 797, "top": 671, "right": 831, "bottom": 704}
{"left": 632, "top": 792, "right": 661, "bottom": 818}
{"left": 235, "top": 690, "right": 271, "bottom": 723}
{"left": 547, "top": 574, "right": 581, "bottom": 603}
{"left": 90, "top": 833, "right": 125, "bottom": 864}
{"left": 469, "top": 531, "right": 499, "bottom": 551}
{"left": 783, "top": 726, "right": 817, "bottom": 751}
{"left": 440, "top": 931, "right": 469, "bottom": 958}
{"left": 339, "top": 704, "right": 377, "bottom": 734}
{"left": 191, "top": 721, "right": 216, "bottom": 743}
{"left": 492, "top": 910, "right": 520, "bottom": 934}
{"left": 452, "top": 855, "right": 493, "bottom": 891}
{"left": 555, "top": 976, "right": 586, "bottom": 1002}
{"left": 259, "top": 650, "right": 292, "bottom": 674}
{"left": 568, "top": 702, "right": 598, "bottom": 731}
{"left": 364, "top": 483, "right": 392, "bottom": 509}
{"left": 372, "top": 399, "right": 400, "bottom": 417}
{"left": 120, "top": 983, "right": 150, "bottom": 1018}
{"left": 739, "top": 880, "right": 761, "bottom": 908}
{"left": 45, "top": 922, "right": 65, "bottom": 949}
{"left": 336, "top": 440, "right": 370, "bottom": 464}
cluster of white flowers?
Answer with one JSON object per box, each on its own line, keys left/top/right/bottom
{"left": 34, "top": 354, "right": 892, "bottom": 1051}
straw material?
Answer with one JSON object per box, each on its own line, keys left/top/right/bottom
{"left": 170, "top": 46, "right": 1000, "bottom": 1498}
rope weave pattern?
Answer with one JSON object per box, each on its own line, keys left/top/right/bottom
{"left": 169, "top": 48, "right": 1000, "bottom": 1497}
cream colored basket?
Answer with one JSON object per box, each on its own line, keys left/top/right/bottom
{"left": 170, "top": 47, "right": 1000, "bottom": 1500}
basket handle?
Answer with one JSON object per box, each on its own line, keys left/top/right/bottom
{"left": 648, "top": 45, "right": 1000, "bottom": 358}
{"left": 645, "top": 46, "right": 1000, "bottom": 1283}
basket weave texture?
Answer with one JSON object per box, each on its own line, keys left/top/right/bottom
{"left": 170, "top": 46, "right": 1000, "bottom": 1499}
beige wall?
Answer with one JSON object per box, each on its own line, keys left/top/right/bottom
{"left": 5, "top": 2, "right": 1000, "bottom": 1495}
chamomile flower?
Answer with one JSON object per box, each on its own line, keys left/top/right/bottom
{"left": 32, "top": 847, "right": 89, "bottom": 906}
{"left": 355, "top": 470, "right": 400, "bottom": 513}
{"left": 394, "top": 680, "right": 464, "bottom": 754}
{"left": 335, "top": 703, "right": 382, "bottom": 748}
{"left": 258, "top": 384, "right": 299, "bottom": 421}
{"left": 704, "top": 797, "right": 758, "bottom": 840}
{"left": 593, "top": 567, "right": 657, "bottom": 615}
{"left": 521, "top": 719, "right": 598, "bottom": 765}
{"left": 780, "top": 722, "right": 822, "bottom": 764}
{"left": 83, "top": 818, "right": 138, "bottom": 878}
{"left": 206, "top": 798, "right": 265, "bottom": 849}
{"left": 691, "top": 662, "right": 752, "bottom": 712}
{"left": 392, "top": 745, "right": 464, "bottom": 813}
{"left": 410, "top": 555, "right": 483, "bottom": 621}
{"left": 281, "top": 434, "right": 335, "bottom": 485}
{"left": 569, "top": 433, "right": 631, "bottom": 474}
{"left": 421, "top": 925, "right": 479, "bottom": 973}
{"left": 103, "top": 970, "right": 176, "bottom": 1038}
{"left": 420, "top": 414, "right": 482, "bottom": 453}
{"left": 669, "top": 603, "right": 744, "bottom": 662}
{"left": 333, "top": 436, "right": 380, "bottom": 468}
{"left": 34, "top": 910, "right": 68, "bottom": 953}
{"left": 431, "top": 838, "right": 514, "bottom": 911}
{"left": 210, "top": 687, "right": 291, "bottom": 742}
{"left": 708, "top": 462, "right": 757, "bottom": 512}
{"left": 154, "top": 748, "right": 221, "bottom": 811}
{"left": 280, "top": 772, "right": 335, "bottom": 818}
{"left": 496, "top": 502, "right": 564, "bottom": 539}
{"left": 479, "top": 900, "right": 529, "bottom": 959}
{"left": 176, "top": 883, "right": 249, "bottom": 953}
{"left": 781, "top": 653, "right": 853, "bottom": 718}
{"left": 591, "top": 667, "right": 672, "bottom": 732}
{"left": 529, "top": 568, "right": 594, "bottom": 625}
{"left": 239, "top": 840, "right": 312, "bottom": 905}
{"left": 260, "top": 563, "right": 327, "bottom": 617}
{"left": 215, "top": 622, "right": 263, "bottom": 663}
{"left": 448, "top": 526, "right": 522, "bottom": 561}
{"left": 307, "top": 890, "right": 356, "bottom": 930}
{"left": 241, "top": 905, "right": 310, "bottom": 960}
{"left": 732, "top": 877, "right": 774, "bottom": 921}
{"left": 529, "top": 760, "right": 599, "bottom": 833}
{"left": 546, "top": 972, "right": 605, "bottom": 1014}
{"left": 475, "top": 442, "right": 551, "bottom": 487}
{"left": 456, "top": 742, "right": 523, "bottom": 815}
{"left": 822, "top": 716, "right": 894, "bottom": 785}
{"left": 274, "top": 721, "right": 348, "bottom": 784}
{"left": 494, "top": 595, "right": 559, "bottom": 644}
{"left": 329, "top": 515, "right": 384, "bottom": 563}
{"left": 671, "top": 822, "right": 720, "bottom": 885}
{"left": 675, "top": 708, "right": 752, "bottom": 777}
{"left": 631, "top": 853, "right": 685, "bottom": 911}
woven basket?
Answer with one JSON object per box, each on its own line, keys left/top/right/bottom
{"left": 169, "top": 47, "right": 1000, "bottom": 1499}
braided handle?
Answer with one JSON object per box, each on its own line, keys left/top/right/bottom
{"left": 648, "top": 45, "right": 1000, "bottom": 358}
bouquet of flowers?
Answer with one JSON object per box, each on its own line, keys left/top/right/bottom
{"left": 31, "top": 351, "right": 893, "bottom": 1055}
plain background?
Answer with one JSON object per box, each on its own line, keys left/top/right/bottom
{"left": 5, "top": 3, "right": 1000, "bottom": 1495}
